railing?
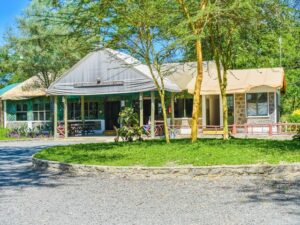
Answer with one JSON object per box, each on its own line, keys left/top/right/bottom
{"left": 151, "top": 121, "right": 300, "bottom": 137}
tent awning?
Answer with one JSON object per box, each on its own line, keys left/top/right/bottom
{"left": 186, "top": 67, "right": 285, "bottom": 95}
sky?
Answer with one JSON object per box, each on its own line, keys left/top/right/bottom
{"left": 0, "top": 0, "right": 30, "bottom": 45}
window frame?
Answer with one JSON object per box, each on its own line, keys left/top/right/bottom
{"left": 33, "top": 101, "right": 51, "bottom": 121}
{"left": 84, "top": 101, "right": 99, "bottom": 120}
{"left": 68, "top": 101, "right": 81, "bottom": 120}
{"left": 16, "top": 103, "right": 28, "bottom": 121}
{"left": 245, "top": 92, "right": 269, "bottom": 118}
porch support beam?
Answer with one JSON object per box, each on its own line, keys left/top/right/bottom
{"left": 171, "top": 93, "right": 175, "bottom": 126}
{"left": 54, "top": 96, "right": 58, "bottom": 138}
{"left": 3, "top": 100, "right": 7, "bottom": 128}
{"left": 151, "top": 91, "right": 155, "bottom": 139}
{"left": 219, "top": 94, "right": 223, "bottom": 126}
{"left": 183, "top": 97, "right": 186, "bottom": 117}
{"left": 81, "top": 96, "right": 85, "bottom": 127}
{"left": 274, "top": 90, "right": 277, "bottom": 123}
{"left": 139, "top": 92, "right": 143, "bottom": 127}
{"left": 63, "top": 96, "right": 68, "bottom": 138}
{"left": 202, "top": 95, "right": 206, "bottom": 127}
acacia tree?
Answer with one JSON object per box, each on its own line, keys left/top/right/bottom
{"left": 2, "top": 0, "right": 95, "bottom": 88}
{"left": 103, "top": 0, "right": 184, "bottom": 143}
{"left": 176, "top": 0, "right": 209, "bottom": 142}
{"left": 206, "top": 0, "right": 258, "bottom": 140}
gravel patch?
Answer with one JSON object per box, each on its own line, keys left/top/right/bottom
{"left": 0, "top": 140, "right": 299, "bottom": 225}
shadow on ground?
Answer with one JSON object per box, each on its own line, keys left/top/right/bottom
{"left": 239, "top": 176, "right": 300, "bottom": 215}
{"left": 0, "top": 144, "right": 65, "bottom": 189}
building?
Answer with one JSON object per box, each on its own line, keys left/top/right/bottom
{"left": 1, "top": 48, "right": 286, "bottom": 137}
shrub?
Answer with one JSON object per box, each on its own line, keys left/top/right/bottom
{"left": 288, "top": 109, "right": 300, "bottom": 123}
{"left": 0, "top": 127, "right": 9, "bottom": 139}
{"left": 293, "top": 128, "right": 300, "bottom": 140}
{"left": 115, "top": 107, "right": 143, "bottom": 142}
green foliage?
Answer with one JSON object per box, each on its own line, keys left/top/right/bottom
{"left": 286, "top": 109, "right": 300, "bottom": 123}
{"left": 116, "top": 107, "right": 143, "bottom": 142}
{"left": 0, "top": 127, "right": 9, "bottom": 139}
{"left": 0, "top": 0, "right": 96, "bottom": 87}
{"left": 35, "top": 139, "right": 300, "bottom": 166}
{"left": 293, "top": 128, "right": 300, "bottom": 140}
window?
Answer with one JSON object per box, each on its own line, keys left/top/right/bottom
{"left": 68, "top": 102, "right": 81, "bottom": 120}
{"left": 16, "top": 103, "right": 28, "bottom": 121}
{"left": 174, "top": 98, "right": 193, "bottom": 117}
{"left": 33, "top": 102, "right": 51, "bottom": 121}
{"left": 84, "top": 102, "right": 99, "bottom": 119}
{"left": 246, "top": 93, "right": 268, "bottom": 117}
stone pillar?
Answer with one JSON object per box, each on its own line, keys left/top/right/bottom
{"left": 63, "top": 96, "right": 68, "bottom": 138}
{"left": 151, "top": 91, "right": 155, "bottom": 138}
{"left": 54, "top": 96, "right": 58, "bottom": 138}
{"left": 139, "top": 92, "right": 143, "bottom": 127}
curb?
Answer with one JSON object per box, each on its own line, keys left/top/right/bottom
{"left": 32, "top": 157, "right": 300, "bottom": 179}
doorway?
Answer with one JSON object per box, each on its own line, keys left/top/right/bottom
{"left": 105, "top": 101, "right": 121, "bottom": 130}
{"left": 205, "top": 95, "right": 220, "bottom": 126}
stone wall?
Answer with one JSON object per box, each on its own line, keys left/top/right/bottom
{"left": 234, "top": 93, "right": 276, "bottom": 125}
{"left": 32, "top": 157, "right": 300, "bottom": 179}
{"left": 234, "top": 94, "right": 247, "bottom": 124}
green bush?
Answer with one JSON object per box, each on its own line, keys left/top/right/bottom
{"left": 0, "top": 127, "right": 9, "bottom": 139}
{"left": 115, "top": 107, "right": 143, "bottom": 142}
{"left": 287, "top": 114, "right": 300, "bottom": 123}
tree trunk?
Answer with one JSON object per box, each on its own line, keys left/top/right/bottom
{"left": 160, "top": 93, "right": 170, "bottom": 143}
{"left": 191, "top": 39, "right": 203, "bottom": 142}
{"left": 221, "top": 90, "right": 229, "bottom": 140}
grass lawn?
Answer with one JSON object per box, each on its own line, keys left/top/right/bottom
{"left": 34, "top": 139, "right": 300, "bottom": 167}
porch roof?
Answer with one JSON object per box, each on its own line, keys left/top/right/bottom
{"left": 47, "top": 48, "right": 181, "bottom": 96}
{"left": 1, "top": 76, "right": 46, "bottom": 100}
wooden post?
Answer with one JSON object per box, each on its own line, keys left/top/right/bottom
{"left": 3, "top": 100, "right": 7, "bottom": 128}
{"left": 81, "top": 96, "right": 85, "bottom": 130}
{"left": 183, "top": 97, "right": 186, "bottom": 117}
{"left": 268, "top": 124, "right": 273, "bottom": 136}
{"left": 54, "top": 96, "right": 58, "bottom": 138}
{"left": 219, "top": 94, "right": 223, "bottom": 127}
{"left": 63, "top": 96, "right": 68, "bottom": 138}
{"left": 151, "top": 91, "right": 155, "bottom": 138}
{"left": 232, "top": 124, "right": 237, "bottom": 135}
{"left": 202, "top": 95, "right": 206, "bottom": 128}
{"left": 171, "top": 93, "right": 175, "bottom": 126}
{"left": 139, "top": 92, "right": 143, "bottom": 127}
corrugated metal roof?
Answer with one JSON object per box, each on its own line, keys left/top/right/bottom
{"left": 0, "top": 83, "right": 20, "bottom": 97}
{"left": 47, "top": 48, "right": 181, "bottom": 96}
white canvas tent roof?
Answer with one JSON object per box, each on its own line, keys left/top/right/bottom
{"left": 165, "top": 61, "right": 285, "bottom": 94}
{"left": 47, "top": 48, "right": 181, "bottom": 96}
{"left": 1, "top": 76, "right": 46, "bottom": 100}
{"left": 186, "top": 67, "right": 285, "bottom": 94}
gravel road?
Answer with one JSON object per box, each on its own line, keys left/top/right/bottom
{"left": 0, "top": 140, "right": 299, "bottom": 225}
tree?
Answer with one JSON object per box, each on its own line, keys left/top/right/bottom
{"left": 1, "top": 0, "right": 95, "bottom": 88}
{"left": 102, "top": 0, "right": 185, "bottom": 143}
{"left": 176, "top": 0, "right": 209, "bottom": 142}
{"left": 207, "top": 0, "right": 259, "bottom": 139}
